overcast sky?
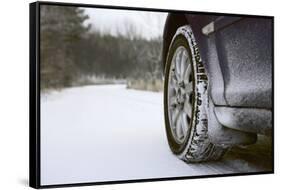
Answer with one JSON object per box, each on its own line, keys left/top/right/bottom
{"left": 83, "top": 7, "right": 168, "bottom": 40}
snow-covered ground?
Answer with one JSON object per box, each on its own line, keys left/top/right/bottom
{"left": 40, "top": 85, "right": 272, "bottom": 186}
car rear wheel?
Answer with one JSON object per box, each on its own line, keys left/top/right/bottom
{"left": 164, "top": 25, "right": 227, "bottom": 162}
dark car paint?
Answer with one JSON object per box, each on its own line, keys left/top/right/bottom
{"left": 163, "top": 13, "right": 273, "bottom": 109}
{"left": 162, "top": 13, "right": 273, "bottom": 136}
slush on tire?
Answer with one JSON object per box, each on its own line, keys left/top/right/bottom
{"left": 164, "top": 25, "right": 227, "bottom": 162}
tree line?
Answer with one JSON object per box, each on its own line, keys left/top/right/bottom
{"left": 40, "top": 5, "right": 163, "bottom": 90}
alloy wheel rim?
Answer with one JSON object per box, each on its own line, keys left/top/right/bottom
{"left": 167, "top": 46, "right": 194, "bottom": 144}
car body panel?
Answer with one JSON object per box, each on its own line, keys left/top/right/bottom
{"left": 163, "top": 13, "right": 273, "bottom": 136}
{"left": 163, "top": 13, "right": 273, "bottom": 109}
{"left": 215, "top": 106, "right": 272, "bottom": 135}
{"left": 214, "top": 18, "right": 272, "bottom": 109}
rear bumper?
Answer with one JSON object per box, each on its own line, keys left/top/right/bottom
{"left": 214, "top": 106, "right": 272, "bottom": 136}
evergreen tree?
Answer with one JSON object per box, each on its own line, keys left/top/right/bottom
{"left": 40, "top": 5, "right": 90, "bottom": 88}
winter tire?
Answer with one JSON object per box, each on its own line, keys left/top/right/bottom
{"left": 164, "top": 25, "right": 227, "bottom": 162}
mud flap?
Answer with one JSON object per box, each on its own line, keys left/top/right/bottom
{"left": 208, "top": 100, "right": 257, "bottom": 147}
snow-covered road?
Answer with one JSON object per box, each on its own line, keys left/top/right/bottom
{"left": 41, "top": 85, "right": 272, "bottom": 185}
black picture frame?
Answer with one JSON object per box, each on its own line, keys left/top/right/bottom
{"left": 30, "top": 1, "right": 274, "bottom": 188}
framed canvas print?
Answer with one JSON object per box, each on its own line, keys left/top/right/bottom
{"left": 29, "top": 1, "right": 274, "bottom": 188}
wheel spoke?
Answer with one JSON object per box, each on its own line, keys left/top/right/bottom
{"left": 173, "top": 69, "right": 180, "bottom": 82}
{"left": 175, "top": 50, "right": 182, "bottom": 79}
{"left": 184, "top": 101, "right": 192, "bottom": 117}
{"left": 175, "top": 112, "right": 183, "bottom": 139}
{"left": 169, "top": 77, "right": 177, "bottom": 93}
{"left": 172, "top": 108, "right": 181, "bottom": 125}
{"left": 169, "top": 96, "right": 177, "bottom": 107}
{"left": 180, "top": 50, "right": 187, "bottom": 78}
{"left": 184, "top": 82, "right": 193, "bottom": 94}
{"left": 171, "top": 53, "right": 180, "bottom": 81}
{"left": 168, "top": 88, "right": 176, "bottom": 98}
{"left": 184, "top": 64, "right": 192, "bottom": 84}
{"left": 180, "top": 112, "right": 188, "bottom": 137}
{"left": 179, "top": 49, "right": 184, "bottom": 78}
{"left": 171, "top": 69, "right": 177, "bottom": 82}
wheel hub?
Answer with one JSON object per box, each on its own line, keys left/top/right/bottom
{"left": 176, "top": 84, "right": 186, "bottom": 106}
